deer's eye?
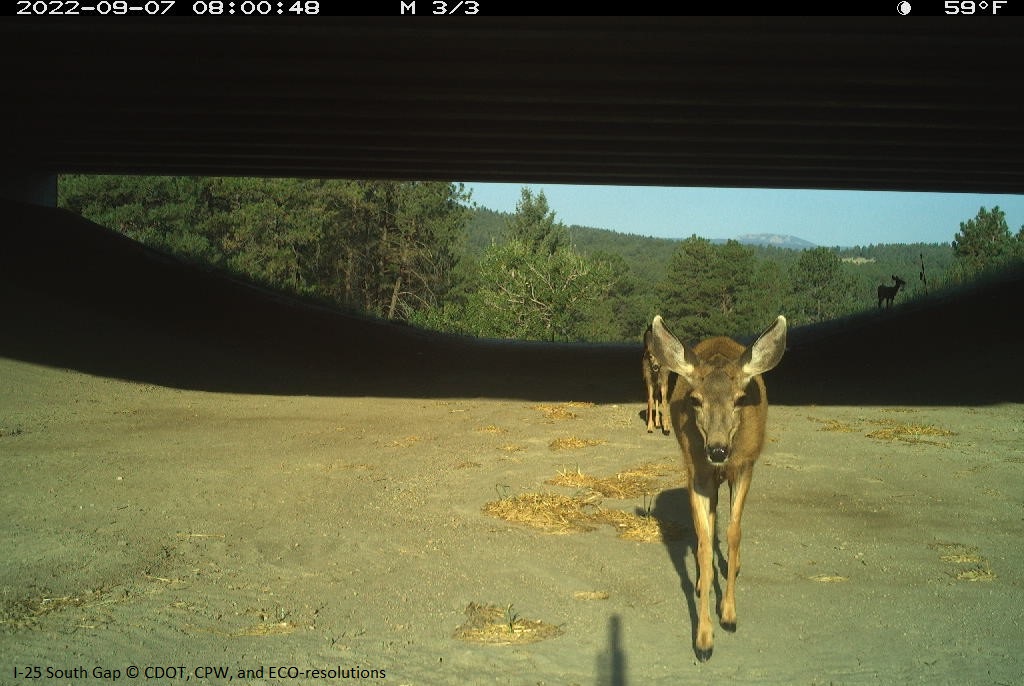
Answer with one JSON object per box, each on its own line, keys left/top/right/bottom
{"left": 690, "top": 395, "right": 703, "bottom": 408}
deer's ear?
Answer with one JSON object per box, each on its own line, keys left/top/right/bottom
{"left": 650, "top": 316, "right": 697, "bottom": 378}
{"left": 741, "top": 315, "right": 787, "bottom": 377}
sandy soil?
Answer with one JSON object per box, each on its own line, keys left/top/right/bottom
{"left": 2, "top": 351, "right": 1022, "bottom": 685}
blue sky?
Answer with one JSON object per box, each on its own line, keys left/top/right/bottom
{"left": 462, "top": 182, "right": 1024, "bottom": 248}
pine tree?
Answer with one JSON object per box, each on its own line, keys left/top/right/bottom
{"left": 504, "top": 188, "right": 568, "bottom": 255}
{"left": 952, "top": 206, "right": 1017, "bottom": 274}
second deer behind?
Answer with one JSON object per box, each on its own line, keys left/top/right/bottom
{"left": 642, "top": 323, "right": 671, "bottom": 435}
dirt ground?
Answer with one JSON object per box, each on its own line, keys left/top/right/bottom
{"left": 2, "top": 351, "right": 1022, "bottom": 685}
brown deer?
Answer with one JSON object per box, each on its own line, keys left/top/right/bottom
{"left": 877, "top": 274, "right": 906, "bottom": 309}
{"left": 647, "top": 314, "right": 787, "bottom": 662}
{"left": 642, "top": 324, "right": 671, "bottom": 434}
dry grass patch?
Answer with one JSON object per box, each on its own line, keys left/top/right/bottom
{"left": 483, "top": 491, "right": 685, "bottom": 542}
{"left": 478, "top": 425, "right": 507, "bottom": 434}
{"left": 593, "top": 508, "right": 686, "bottom": 542}
{"left": 573, "top": 591, "right": 610, "bottom": 601}
{"left": 866, "top": 419, "right": 955, "bottom": 446}
{"left": 485, "top": 462, "right": 687, "bottom": 541}
{"left": 931, "top": 542, "right": 984, "bottom": 564}
{"left": 482, "top": 493, "right": 601, "bottom": 534}
{"left": 533, "top": 402, "right": 594, "bottom": 421}
{"left": 548, "top": 436, "right": 605, "bottom": 451}
{"left": 941, "top": 552, "right": 984, "bottom": 564}
{"left": 2, "top": 594, "right": 89, "bottom": 625}
{"left": 234, "top": 621, "right": 299, "bottom": 636}
{"left": 0, "top": 589, "right": 119, "bottom": 630}
{"left": 546, "top": 462, "right": 679, "bottom": 498}
{"left": 808, "top": 574, "right": 849, "bottom": 583}
{"left": 453, "top": 603, "right": 562, "bottom": 645}
{"left": 533, "top": 404, "right": 577, "bottom": 420}
{"left": 185, "top": 620, "right": 301, "bottom": 637}
{"left": 954, "top": 566, "right": 997, "bottom": 582}
{"left": 546, "top": 466, "right": 598, "bottom": 489}
{"left": 808, "top": 417, "right": 857, "bottom": 433}
{"left": 930, "top": 542, "right": 995, "bottom": 581}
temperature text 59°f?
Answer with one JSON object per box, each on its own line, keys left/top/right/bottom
{"left": 945, "top": 1, "right": 1009, "bottom": 13}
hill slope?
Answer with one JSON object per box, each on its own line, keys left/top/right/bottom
{"left": 2, "top": 199, "right": 1021, "bottom": 406}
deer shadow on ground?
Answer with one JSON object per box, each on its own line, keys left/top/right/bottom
{"left": 652, "top": 487, "right": 737, "bottom": 661}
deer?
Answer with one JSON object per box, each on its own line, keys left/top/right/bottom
{"left": 647, "top": 314, "right": 787, "bottom": 662}
{"left": 877, "top": 274, "right": 906, "bottom": 309}
{"left": 642, "top": 324, "right": 672, "bottom": 434}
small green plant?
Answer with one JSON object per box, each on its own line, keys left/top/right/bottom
{"left": 504, "top": 604, "right": 520, "bottom": 634}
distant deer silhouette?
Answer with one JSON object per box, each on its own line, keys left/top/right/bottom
{"left": 877, "top": 275, "right": 906, "bottom": 309}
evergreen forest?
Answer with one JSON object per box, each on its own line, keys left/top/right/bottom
{"left": 57, "top": 175, "right": 1024, "bottom": 344}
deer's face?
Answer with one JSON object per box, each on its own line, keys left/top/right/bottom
{"left": 647, "top": 352, "right": 661, "bottom": 373}
{"left": 647, "top": 314, "right": 787, "bottom": 467}
{"left": 686, "top": 365, "right": 751, "bottom": 464}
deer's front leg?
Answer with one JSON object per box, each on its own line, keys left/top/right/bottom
{"left": 722, "top": 469, "right": 752, "bottom": 631}
{"left": 658, "top": 376, "right": 670, "bottom": 434}
{"left": 646, "top": 385, "right": 656, "bottom": 432}
{"left": 689, "top": 476, "right": 716, "bottom": 661}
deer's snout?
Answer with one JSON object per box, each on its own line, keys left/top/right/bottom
{"left": 708, "top": 444, "right": 730, "bottom": 463}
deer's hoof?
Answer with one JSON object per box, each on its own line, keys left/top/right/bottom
{"left": 695, "top": 646, "right": 713, "bottom": 663}
{"left": 722, "top": 620, "right": 737, "bottom": 633}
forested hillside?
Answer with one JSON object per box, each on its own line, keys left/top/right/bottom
{"left": 56, "top": 176, "right": 1022, "bottom": 343}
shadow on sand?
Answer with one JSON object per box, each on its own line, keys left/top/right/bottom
{"left": 652, "top": 488, "right": 702, "bottom": 662}
{"left": 595, "top": 614, "right": 628, "bottom": 686}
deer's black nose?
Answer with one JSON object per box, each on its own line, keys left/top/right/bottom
{"left": 708, "top": 445, "right": 729, "bottom": 463}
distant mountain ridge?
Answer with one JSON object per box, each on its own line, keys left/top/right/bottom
{"left": 467, "top": 207, "right": 818, "bottom": 255}
{"left": 713, "top": 233, "right": 817, "bottom": 249}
